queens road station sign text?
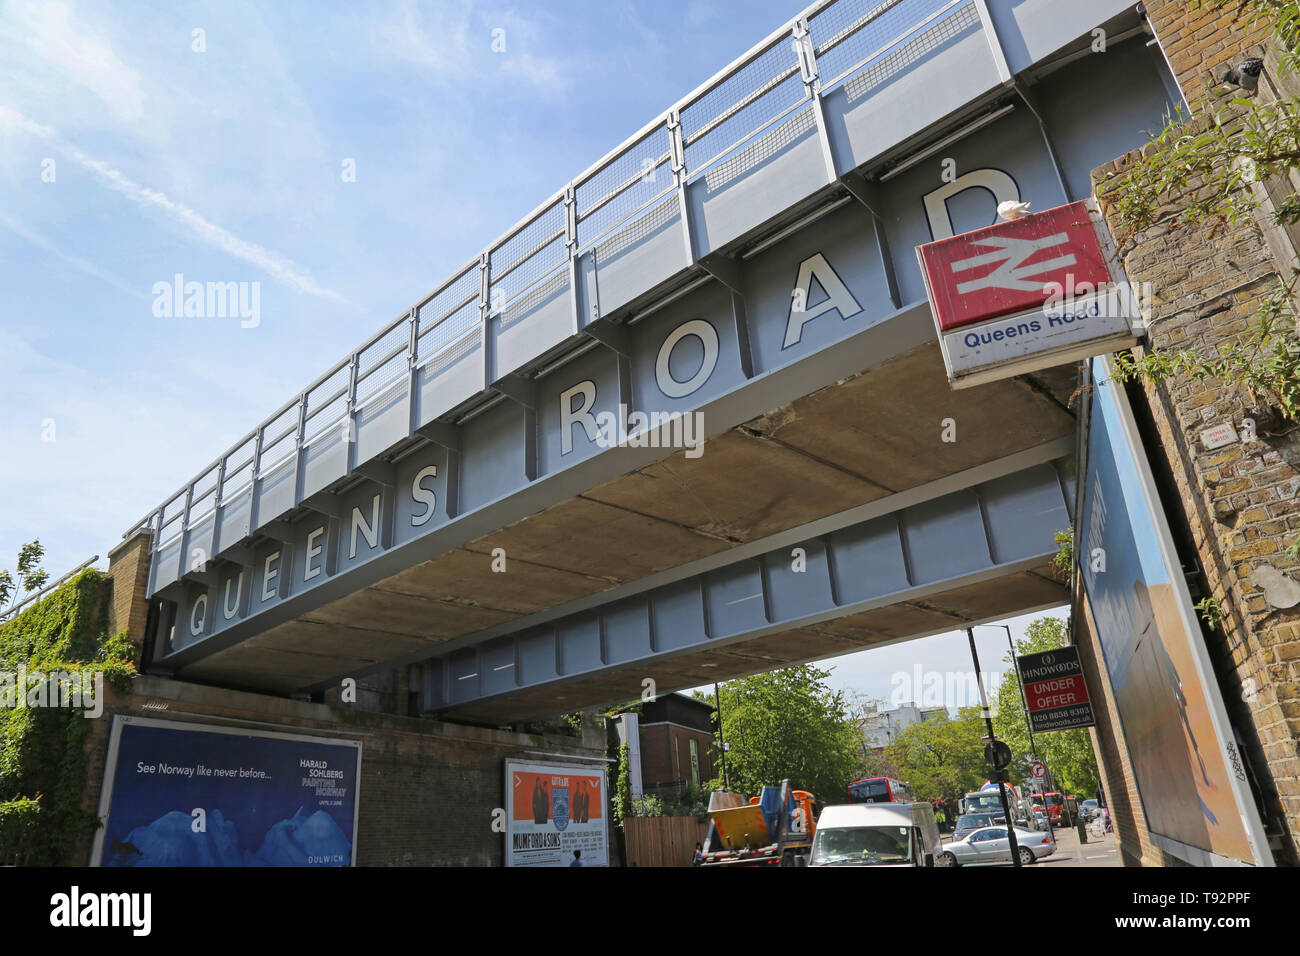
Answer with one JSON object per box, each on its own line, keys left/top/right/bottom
{"left": 1017, "top": 645, "right": 1096, "bottom": 733}
{"left": 916, "top": 200, "right": 1140, "bottom": 389}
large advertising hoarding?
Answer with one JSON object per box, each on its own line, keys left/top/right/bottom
{"left": 1079, "top": 357, "right": 1270, "bottom": 866}
{"left": 505, "top": 760, "right": 608, "bottom": 867}
{"left": 92, "top": 716, "right": 362, "bottom": 867}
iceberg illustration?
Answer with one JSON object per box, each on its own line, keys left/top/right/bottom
{"left": 245, "top": 807, "right": 352, "bottom": 866}
{"left": 108, "top": 807, "right": 350, "bottom": 866}
{"left": 113, "top": 808, "right": 242, "bottom": 867}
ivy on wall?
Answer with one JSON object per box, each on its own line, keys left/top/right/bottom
{"left": 0, "top": 570, "right": 136, "bottom": 865}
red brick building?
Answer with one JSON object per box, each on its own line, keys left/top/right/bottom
{"left": 637, "top": 694, "right": 716, "bottom": 799}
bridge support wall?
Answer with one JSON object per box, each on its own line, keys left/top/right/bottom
{"left": 78, "top": 675, "right": 609, "bottom": 866}
{"left": 1084, "top": 0, "right": 1299, "bottom": 865}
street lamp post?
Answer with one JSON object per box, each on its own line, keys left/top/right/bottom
{"left": 966, "top": 627, "right": 1022, "bottom": 868}
{"left": 989, "top": 623, "right": 1055, "bottom": 845}
{"left": 714, "top": 682, "right": 730, "bottom": 791}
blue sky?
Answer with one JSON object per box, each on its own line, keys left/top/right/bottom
{"left": 0, "top": 0, "right": 1066, "bottom": 699}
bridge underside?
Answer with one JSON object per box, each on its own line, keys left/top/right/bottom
{"left": 439, "top": 562, "right": 1065, "bottom": 723}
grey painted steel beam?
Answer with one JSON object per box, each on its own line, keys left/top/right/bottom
{"left": 419, "top": 456, "right": 1072, "bottom": 714}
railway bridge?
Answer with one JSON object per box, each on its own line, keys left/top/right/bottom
{"left": 127, "top": 0, "right": 1179, "bottom": 722}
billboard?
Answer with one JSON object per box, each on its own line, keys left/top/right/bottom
{"left": 1017, "top": 645, "right": 1096, "bottom": 733}
{"left": 1079, "top": 357, "right": 1270, "bottom": 866}
{"left": 917, "top": 200, "right": 1139, "bottom": 388}
{"left": 92, "top": 716, "right": 362, "bottom": 867}
{"left": 505, "top": 760, "right": 608, "bottom": 867}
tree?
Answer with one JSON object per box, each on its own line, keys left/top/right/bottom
{"left": 884, "top": 707, "right": 987, "bottom": 820}
{"left": 0, "top": 541, "right": 48, "bottom": 617}
{"left": 706, "top": 665, "right": 863, "bottom": 801}
{"left": 992, "top": 616, "right": 1101, "bottom": 798}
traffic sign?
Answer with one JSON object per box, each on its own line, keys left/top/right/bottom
{"left": 1031, "top": 761, "right": 1046, "bottom": 779}
{"left": 984, "top": 740, "right": 1012, "bottom": 771}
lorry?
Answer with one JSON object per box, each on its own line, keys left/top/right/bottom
{"left": 960, "top": 781, "right": 1032, "bottom": 827}
{"left": 1028, "top": 791, "right": 1078, "bottom": 828}
{"left": 699, "top": 779, "right": 817, "bottom": 867}
{"left": 808, "top": 801, "right": 943, "bottom": 867}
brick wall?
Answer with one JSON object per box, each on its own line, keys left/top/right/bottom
{"left": 1082, "top": 0, "right": 1300, "bottom": 863}
{"left": 77, "top": 675, "right": 611, "bottom": 866}
{"left": 106, "top": 532, "right": 152, "bottom": 655}
{"left": 639, "top": 722, "right": 714, "bottom": 792}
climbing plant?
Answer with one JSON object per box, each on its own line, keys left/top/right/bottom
{"left": 0, "top": 568, "right": 136, "bottom": 865}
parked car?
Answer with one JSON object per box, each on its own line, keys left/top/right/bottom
{"left": 952, "top": 812, "right": 1005, "bottom": 842}
{"left": 939, "top": 826, "right": 1057, "bottom": 866}
{"left": 1079, "top": 799, "right": 1100, "bottom": 822}
{"left": 1030, "top": 808, "right": 1049, "bottom": 830}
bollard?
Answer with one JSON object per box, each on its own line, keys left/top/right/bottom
{"left": 1077, "top": 819, "right": 1088, "bottom": 844}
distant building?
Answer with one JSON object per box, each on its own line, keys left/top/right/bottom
{"left": 635, "top": 694, "right": 716, "bottom": 800}
{"left": 861, "top": 701, "right": 924, "bottom": 751}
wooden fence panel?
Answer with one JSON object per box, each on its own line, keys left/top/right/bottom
{"left": 624, "top": 816, "right": 710, "bottom": 867}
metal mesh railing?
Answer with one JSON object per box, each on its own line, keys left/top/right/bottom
{"left": 840, "top": 0, "right": 978, "bottom": 103}
{"left": 128, "top": 0, "right": 991, "bottom": 583}
{"left": 681, "top": 35, "right": 808, "bottom": 176}
{"left": 576, "top": 122, "right": 674, "bottom": 249}
{"left": 809, "top": 0, "right": 953, "bottom": 89}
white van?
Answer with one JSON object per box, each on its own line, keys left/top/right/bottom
{"left": 808, "top": 802, "right": 943, "bottom": 867}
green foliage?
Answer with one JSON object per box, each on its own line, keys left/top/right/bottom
{"left": 0, "top": 568, "right": 137, "bottom": 865}
{"left": 1052, "top": 528, "right": 1074, "bottom": 578}
{"left": 991, "top": 616, "right": 1101, "bottom": 798}
{"left": 0, "top": 541, "right": 50, "bottom": 618}
{"left": 0, "top": 796, "right": 42, "bottom": 866}
{"left": 611, "top": 744, "right": 633, "bottom": 829}
{"left": 1101, "top": 3, "right": 1300, "bottom": 423}
{"left": 1195, "top": 596, "right": 1225, "bottom": 631}
{"left": 629, "top": 783, "right": 711, "bottom": 818}
{"left": 707, "top": 664, "right": 863, "bottom": 802}
{"left": 1110, "top": 290, "right": 1300, "bottom": 423}
{"left": 883, "top": 707, "right": 988, "bottom": 812}
{"left": 560, "top": 711, "right": 584, "bottom": 735}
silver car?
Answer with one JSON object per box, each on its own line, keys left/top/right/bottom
{"left": 939, "top": 826, "right": 1056, "bottom": 866}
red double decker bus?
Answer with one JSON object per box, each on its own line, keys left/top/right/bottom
{"left": 847, "top": 777, "right": 915, "bottom": 804}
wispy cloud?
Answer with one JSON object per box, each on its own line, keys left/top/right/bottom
{"left": 5, "top": 0, "right": 144, "bottom": 121}
{"left": 371, "top": 1, "right": 572, "bottom": 96}
{"left": 0, "top": 106, "right": 344, "bottom": 301}
{"left": 0, "top": 210, "right": 148, "bottom": 301}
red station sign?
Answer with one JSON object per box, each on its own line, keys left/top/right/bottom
{"left": 915, "top": 199, "right": 1138, "bottom": 390}
{"left": 918, "top": 200, "right": 1112, "bottom": 332}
